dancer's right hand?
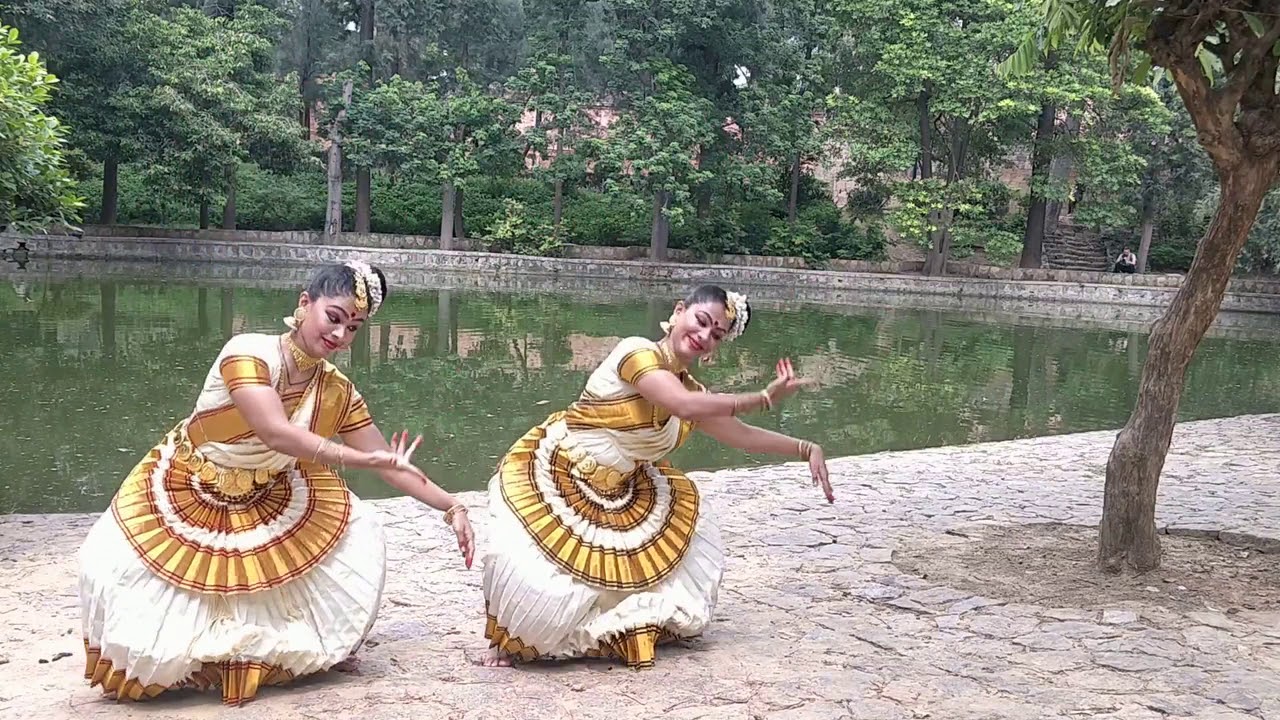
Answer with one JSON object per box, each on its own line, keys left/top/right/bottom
{"left": 764, "top": 358, "right": 813, "bottom": 404}
{"left": 452, "top": 511, "right": 476, "bottom": 569}
{"left": 366, "top": 431, "right": 429, "bottom": 482}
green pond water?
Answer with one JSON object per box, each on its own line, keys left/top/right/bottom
{"left": 3, "top": 268, "right": 1280, "bottom": 514}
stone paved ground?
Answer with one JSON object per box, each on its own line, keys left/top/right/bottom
{"left": 1, "top": 415, "right": 1277, "bottom": 720}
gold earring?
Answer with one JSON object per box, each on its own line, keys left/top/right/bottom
{"left": 293, "top": 307, "right": 305, "bottom": 326}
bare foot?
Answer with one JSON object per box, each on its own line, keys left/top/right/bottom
{"left": 332, "top": 656, "right": 361, "bottom": 674}
{"left": 475, "top": 647, "right": 513, "bottom": 668}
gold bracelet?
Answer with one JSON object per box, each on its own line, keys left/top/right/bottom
{"left": 730, "top": 395, "right": 740, "bottom": 417}
{"left": 798, "top": 440, "right": 813, "bottom": 460}
{"left": 336, "top": 444, "right": 346, "bottom": 468}
{"left": 311, "top": 438, "right": 330, "bottom": 464}
{"left": 443, "top": 503, "right": 469, "bottom": 525}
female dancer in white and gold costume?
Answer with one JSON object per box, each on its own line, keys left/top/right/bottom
{"left": 78, "top": 261, "right": 475, "bottom": 705}
{"left": 480, "top": 284, "right": 833, "bottom": 668}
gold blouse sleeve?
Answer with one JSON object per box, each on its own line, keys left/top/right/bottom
{"left": 219, "top": 355, "right": 271, "bottom": 392}
{"left": 617, "top": 344, "right": 666, "bottom": 386}
{"left": 338, "top": 388, "right": 374, "bottom": 434}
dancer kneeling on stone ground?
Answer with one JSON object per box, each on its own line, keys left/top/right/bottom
{"left": 78, "top": 261, "right": 476, "bottom": 705}
{"left": 479, "top": 284, "right": 835, "bottom": 668}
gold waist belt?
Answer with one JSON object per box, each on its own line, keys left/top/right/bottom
{"left": 174, "top": 430, "right": 285, "bottom": 500}
{"left": 558, "top": 435, "right": 639, "bottom": 494}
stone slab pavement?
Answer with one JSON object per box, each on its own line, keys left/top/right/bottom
{"left": 1, "top": 415, "right": 1277, "bottom": 720}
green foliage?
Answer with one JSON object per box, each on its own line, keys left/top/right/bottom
{"left": 602, "top": 59, "right": 716, "bottom": 221}
{"left": 0, "top": 24, "right": 83, "bottom": 231}
{"left": 131, "top": 3, "right": 312, "bottom": 205}
{"left": 485, "top": 199, "right": 563, "bottom": 256}
{"left": 346, "top": 69, "right": 523, "bottom": 223}
{"left": 20, "top": 0, "right": 1278, "bottom": 276}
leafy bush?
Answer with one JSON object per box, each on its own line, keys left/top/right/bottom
{"left": 71, "top": 161, "right": 891, "bottom": 265}
{"left": 560, "top": 189, "right": 648, "bottom": 246}
{"left": 486, "top": 199, "right": 562, "bottom": 256}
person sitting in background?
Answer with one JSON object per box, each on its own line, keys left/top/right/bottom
{"left": 1114, "top": 247, "right": 1138, "bottom": 274}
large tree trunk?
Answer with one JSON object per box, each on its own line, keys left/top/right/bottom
{"left": 1098, "top": 160, "right": 1277, "bottom": 573}
{"left": 1020, "top": 100, "right": 1057, "bottom": 268}
{"left": 440, "top": 182, "right": 456, "bottom": 250}
{"left": 355, "top": 169, "right": 372, "bottom": 233}
{"left": 299, "top": 73, "right": 312, "bottom": 136}
{"left": 1136, "top": 190, "right": 1156, "bottom": 273}
{"left": 922, "top": 210, "right": 953, "bottom": 276}
{"left": 916, "top": 87, "right": 950, "bottom": 276}
{"left": 325, "top": 80, "right": 354, "bottom": 243}
{"left": 221, "top": 165, "right": 237, "bottom": 230}
{"left": 100, "top": 158, "right": 119, "bottom": 225}
{"left": 354, "top": 0, "right": 375, "bottom": 234}
{"left": 553, "top": 179, "right": 565, "bottom": 229}
{"left": 552, "top": 135, "right": 565, "bottom": 229}
{"left": 1044, "top": 114, "right": 1079, "bottom": 235}
{"left": 453, "top": 186, "right": 467, "bottom": 243}
{"left": 788, "top": 151, "right": 802, "bottom": 224}
{"left": 649, "top": 189, "right": 670, "bottom": 261}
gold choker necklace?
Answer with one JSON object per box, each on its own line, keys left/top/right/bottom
{"left": 286, "top": 333, "right": 321, "bottom": 372}
{"left": 657, "top": 340, "right": 685, "bottom": 373}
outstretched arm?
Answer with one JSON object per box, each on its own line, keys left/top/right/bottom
{"left": 339, "top": 423, "right": 476, "bottom": 568}
{"left": 697, "top": 415, "right": 808, "bottom": 457}
{"left": 698, "top": 415, "right": 834, "bottom": 503}
{"left": 340, "top": 424, "right": 458, "bottom": 509}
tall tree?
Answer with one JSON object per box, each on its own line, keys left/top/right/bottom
{"left": 354, "top": 0, "right": 374, "bottom": 233}
{"left": 278, "top": 0, "right": 343, "bottom": 135}
{"left": 0, "top": 24, "right": 83, "bottom": 232}
{"left": 1008, "top": 0, "right": 1280, "bottom": 573}
{"left": 130, "top": 2, "right": 309, "bottom": 229}
{"left": 832, "top": 0, "right": 1034, "bottom": 275}
{"left": 1, "top": 0, "right": 158, "bottom": 225}
{"left": 601, "top": 60, "right": 716, "bottom": 259}
{"left": 509, "top": 53, "right": 596, "bottom": 232}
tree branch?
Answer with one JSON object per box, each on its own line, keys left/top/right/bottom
{"left": 1222, "top": 20, "right": 1280, "bottom": 112}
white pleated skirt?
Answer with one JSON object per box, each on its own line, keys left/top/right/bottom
{"left": 481, "top": 464, "right": 726, "bottom": 667}
{"left": 78, "top": 491, "right": 386, "bottom": 703}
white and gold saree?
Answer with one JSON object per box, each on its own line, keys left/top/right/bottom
{"left": 78, "top": 332, "right": 385, "bottom": 704}
{"left": 482, "top": 336, "right": 725, "bottom": 668}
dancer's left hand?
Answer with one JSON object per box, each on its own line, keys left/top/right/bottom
{"left": 452, "top": 511, "right": 476, "bottom": 569}
{"left": 808, "top": 444, "right": 833, "bottom": 503}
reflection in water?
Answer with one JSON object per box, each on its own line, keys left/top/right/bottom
{"left": 220, "top": 289, "right": 234, "bottom": 340}
{"left": 2, "top": 276, "right": 1279, "bottom": 514}
{"left": 99, "top": 282, "right": 116, "bottom": 361}
{"left": 197, "top": 288, "right": 209, "bottom": 338}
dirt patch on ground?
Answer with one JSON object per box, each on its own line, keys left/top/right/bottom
{"left": 894, "top": 523, "right": 1280, "bottom": 613}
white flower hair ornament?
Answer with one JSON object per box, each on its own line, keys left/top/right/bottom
{"left": 723, "top": 290, "right": 750, "bottom": 341}
{"left": 345, "top": 260, "right": 384, "bottom": 317}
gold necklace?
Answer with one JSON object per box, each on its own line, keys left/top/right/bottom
{"left": 657, "top": 339, "right": 686, "bottom": 374}
{"left": 285, "top": 332, "right": 321, "bottom": 373}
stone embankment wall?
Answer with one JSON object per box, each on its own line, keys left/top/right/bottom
{"left": 6, "top": 225, "right": 1280, "bottom": 313}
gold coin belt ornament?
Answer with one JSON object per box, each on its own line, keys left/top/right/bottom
{"left": 175, "top": 436, "right": 277, "bottom": 500}
{"left": 560, "top": 435, "right": 629, "bottom": 493}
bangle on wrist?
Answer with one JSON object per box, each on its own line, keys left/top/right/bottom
{"left": 759, "top": 389, "right": 774, "bottom": 411}
{"left": 311, "top": 437, "right": 330, "bottom": 464}
{"left": 443, "top": 503, "right": 468, "bottom": 525}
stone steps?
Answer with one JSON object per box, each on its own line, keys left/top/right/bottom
{"left": 1043, "top": 223, "right": 1110, "bottom": 271}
